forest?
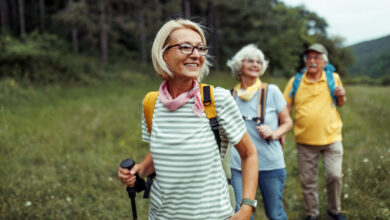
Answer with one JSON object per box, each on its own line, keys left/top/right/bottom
{"left": 0, "top": 0, "right": 356, "bottom": 84}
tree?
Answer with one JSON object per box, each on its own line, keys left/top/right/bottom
{"left": 39, "top": 0, "right": 45, "bottom": 33}
{"left": 0, "top": 0, "right": 8, "bottom": 32}
{"left": 99, "top": 0, "right": 108, "bottom": 64}
{"left": 17, "top": 0, "right": 25, "bottom": 37}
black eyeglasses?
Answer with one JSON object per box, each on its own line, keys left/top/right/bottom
{"left": 165, "top": 43, "right": 209, "bottom": 56}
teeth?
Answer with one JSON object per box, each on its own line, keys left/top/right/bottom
{"left": 185, "top": 64, "right": 198, "bottom": 67}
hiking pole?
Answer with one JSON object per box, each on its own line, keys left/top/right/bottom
{"left": 120, "top": 158, "right": 146, "bottom": 220}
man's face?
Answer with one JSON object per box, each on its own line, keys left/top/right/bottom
{"left": 305, "top": 51, "right": 327, "bottom": 75}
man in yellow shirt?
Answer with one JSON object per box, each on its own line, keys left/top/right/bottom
{"left": 283, "top": 44, "right": 347, "bottom": 220}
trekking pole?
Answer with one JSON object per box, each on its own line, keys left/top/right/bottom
{"left": 120, "top": 158, "right": 146, "bottom": 220}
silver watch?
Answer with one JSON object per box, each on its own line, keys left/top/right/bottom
{"left": 240, "top": 198, "right": 257, "bottom": 212}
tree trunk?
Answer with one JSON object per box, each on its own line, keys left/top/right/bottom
{"left": 207, "top": 0, "right": 219, "bottom": 69}
{"left": 17, "top": 0, "right": 25, "bottom": 37}
{"left": 0, "top": 0, "right": 8, "bottom": 32}
{"left": 182, "top": 0, "right": 190, "bottom": 19}
{"left": 68, "top": 0, "right": 79, "bottom": 53}
{"left": 138, "top": 2, "right": 147, "bottom": 64}
{"left": 99, "top": 1, "right": 108, "bottom": 64}
{"left": 39, "top": 0, "right": 45, "bottom": 32}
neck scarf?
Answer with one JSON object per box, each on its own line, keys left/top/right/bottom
{"left": 158, "top": 80, "right": 204, "bottom": 117}
{"left": 233, "top": 78, "right": 261, "bottom": 101}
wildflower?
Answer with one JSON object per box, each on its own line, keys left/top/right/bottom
{"left": 62, "top": 165, "right": 66, "bottom": 169}
{"left": 25, "top": 201, "right": 32, "bottom": 207}
{"left": 108, "top": 177, "right": 113, "bottom": 182}
{"left": 380, "top": 155, "right": 384, "bottom": 159}
{"left": 344, "top": 194, "right": 349, "bottom": 199}
{"left": 66, "top": 197, "right": 72, "bottom": 202}
{"left": 363, "top": 158, "right": 369, "bottom": 163}
{"left": 51, "top": 195, "right": 55, "bottom": 199}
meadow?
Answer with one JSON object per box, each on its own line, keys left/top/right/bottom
{"left": 1, "top": 72, "right": 389, "bottom": 219}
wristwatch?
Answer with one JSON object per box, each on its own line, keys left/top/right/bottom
{"left": 240, "top": 198, "right": 257, "bottom": 212}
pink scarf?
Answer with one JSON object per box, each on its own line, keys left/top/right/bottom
{"left": 159, "top": 80, "right": 204, "bottom": 117}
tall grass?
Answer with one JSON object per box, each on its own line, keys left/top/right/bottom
{"left": 1, "top": 73, "right": 389, "bottom": 219}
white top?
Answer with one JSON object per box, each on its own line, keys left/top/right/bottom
{"left": 142, "top": 87, "right": 246, "bottom": 220}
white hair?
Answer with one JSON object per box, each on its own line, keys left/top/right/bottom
{"left": 226, "top": 44, "right": 269, "bottom": 81}
{"left": 151, "top": 19, "right": 211, "bottom": 81}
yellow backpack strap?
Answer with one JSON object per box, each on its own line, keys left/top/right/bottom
{"left": 200, "top": 83, "right": 221, "bottom": 152}
{"left": 143, "top": 91, "right": 159, "bottom": 135}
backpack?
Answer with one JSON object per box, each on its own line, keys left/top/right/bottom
{"left": 231, "top": 83, "right": 284, "bottom": 146}
{"left": 288, "top": 62, "right": 337, "bottom": 105}
{"left": 143, "top": 83, "right": 236, "bottom": 209}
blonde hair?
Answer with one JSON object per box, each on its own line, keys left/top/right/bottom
{"left": 226, "top": 44, "right": 269, "bottom": 81}
{"left": 151, "top": 19, "right": 211, "bottom": 81}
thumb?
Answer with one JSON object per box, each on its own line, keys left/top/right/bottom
{"left": 130, "top": 164, "right": 141, "bottom": 175}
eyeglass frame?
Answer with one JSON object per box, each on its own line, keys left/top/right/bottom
{"left": 165, "top": 43, "right": 209, "bottom": 56}
{"left": 243, "top": 58, "right": 263, "bottom": 65}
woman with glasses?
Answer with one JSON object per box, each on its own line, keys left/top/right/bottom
{"left": 118, "top": 19, "right": 258, "bottom": 220}
{"left": 227, "top": 44, "right": 292, "bottom": 220}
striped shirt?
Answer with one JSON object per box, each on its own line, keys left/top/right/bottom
{"left": 142, "top": 87, "right": 246, "bottom": 220}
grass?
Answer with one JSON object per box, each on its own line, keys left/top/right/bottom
{"left": 1, "top": 73, "right": 389, "bottom": 219}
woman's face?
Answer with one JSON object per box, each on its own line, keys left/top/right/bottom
{"left": 163, "top": 28, "right": 206, "bottom": 80}
{"left": 240, "top": 56, "right": 263, "bottom": 79}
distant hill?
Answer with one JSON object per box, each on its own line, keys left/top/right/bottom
{"left": 348, "top": 35, "right": 390, "bottom": 78}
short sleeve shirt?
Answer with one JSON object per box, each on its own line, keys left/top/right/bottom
{"left": 230, "top": 84, "right": 286, "bottom": 171}
{"left": 283, "top": 71, "right": 343, "bottom": 145}
{"left": 141, "top": 87, "right": 246, "bottom": 220}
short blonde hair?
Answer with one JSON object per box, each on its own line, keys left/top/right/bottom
{"left": 226, "top": 44, "right": 269, "bottom": 81}
{"left": 151, "top": 19, "right": 211, "bottom": 81}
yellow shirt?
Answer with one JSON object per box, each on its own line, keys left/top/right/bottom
{"left": 283, "top": 71, "right": 343, "bottom": 145}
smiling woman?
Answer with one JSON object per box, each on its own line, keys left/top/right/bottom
{"left": 117, "top": 19, "right": 259, "bottom": 220}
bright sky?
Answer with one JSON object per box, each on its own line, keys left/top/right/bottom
{"left": 282, "top": 0, "right": 390, "bottom": 46}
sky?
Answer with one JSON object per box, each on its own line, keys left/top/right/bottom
{"left": 282, "top": 0, "right": 390, "bottom": 46}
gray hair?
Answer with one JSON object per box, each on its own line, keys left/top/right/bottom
{"left": 151, "top": 19, "right": 211, "bottom": 81}
{"left": 226, "top": 44, "right": 269, "bottom": 81}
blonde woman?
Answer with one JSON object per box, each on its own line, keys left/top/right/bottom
{"left": 118, "top": 19, "right": 258, "bottom": 220}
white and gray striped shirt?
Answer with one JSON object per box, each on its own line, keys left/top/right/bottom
{"left": 141, "top": 87, "right": 246, "bottom": 220}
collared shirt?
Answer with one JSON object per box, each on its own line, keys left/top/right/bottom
{"left": 283, "top": 71, "right": 343, "bottom": 145}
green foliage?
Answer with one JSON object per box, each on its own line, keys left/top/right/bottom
{"left": 349, "top": 35, "right": 390, "bottom": 78}
{"left": 0, "top": 33, "right": 114, "bottom": 84}
{"left": 1, "top": 73, "right": 389, "bottom": 219}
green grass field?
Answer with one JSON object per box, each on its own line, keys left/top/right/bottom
{"left": 1, "top": 73, "right": 389, "bottom": 219}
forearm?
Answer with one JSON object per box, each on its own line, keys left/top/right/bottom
{"left": 138, "top": 152, "right": 155, "bottom": 178}
{"left": 241, "top": 152, "right": 258, "bottom": 200}
{"left": 236, "top": 133, "right": 258, "bottom": 200}
{"left": 271, "top": 107, "right": 293, "bottom": 140}
{"left": 271, "top": 121, "right": 292, "bottom": 140}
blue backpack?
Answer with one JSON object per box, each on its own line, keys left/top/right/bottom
{"left": 288, "top": 63, "right": 337, "bottom": 105}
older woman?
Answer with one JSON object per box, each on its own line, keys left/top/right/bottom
{"left": 227, "top": 44, "right": 292, "bottom": 220}
{"left": 118, "top": 19, "right": 258, "bottom": 220}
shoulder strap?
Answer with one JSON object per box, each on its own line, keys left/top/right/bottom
{"left": 324, "top": 63, "right": 337, "bottom": 105}
{"left": 257, "top": 82, "right": 268, "bottom": 125}
{"left": 289, "top": 70, "right": 304, "bottom": 102}
{"left": 200, "top": 83, "right": 221, "bottom": 153}
{"left": 143, "top": 91, "right": 159, "bottom": 134}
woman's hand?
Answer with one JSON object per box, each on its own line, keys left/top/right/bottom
{"left": 118, "top": 164, "right": 141, "bottom": 187}
{"left": 257, "top": 124, "right": 273, "bottom": 140}
{"left": 230, "top": 205, "right": 253, "bottom": 220}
